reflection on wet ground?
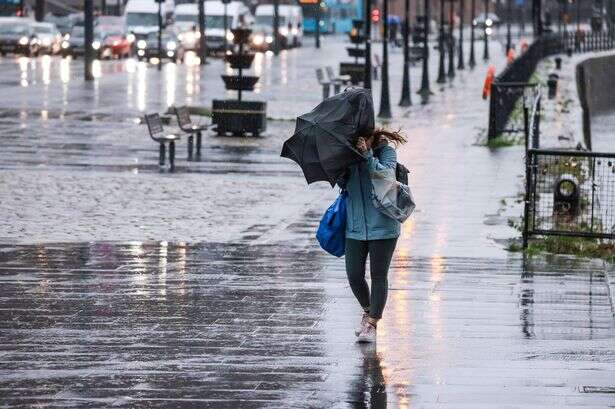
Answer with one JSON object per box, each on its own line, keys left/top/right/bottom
{"left": 0, "top": 241, "right": 613, "bottom": 407}
{"left": 1, "top": 38, "right": 615, "bottom": 407}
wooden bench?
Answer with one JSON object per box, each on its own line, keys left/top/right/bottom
{"left": 144, "top": 113, "right": 181, "bottom": 171}
{"left": 173, "top": 106, "right": 209, "bottom": 160}
{"left": 325, "top": 66, "right": 352, "bottom": 94}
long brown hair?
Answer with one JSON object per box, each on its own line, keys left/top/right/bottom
{"left": 368, "top": 127, "right": 407, "bottom": 147}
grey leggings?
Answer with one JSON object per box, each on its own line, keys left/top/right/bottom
{"left": 345, "top": 238, "right": 398, "bottom": 320}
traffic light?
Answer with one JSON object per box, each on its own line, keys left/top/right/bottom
{"left": 371, "top": 8, "right": 380, "bottom": 23}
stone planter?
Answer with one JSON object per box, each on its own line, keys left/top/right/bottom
{"left": 221, "top": 75, "right": 260, "bottom": 91}
{"left": 212, "top": 99, "right": 267, "bottom": 137}
{"left": 339, "top": 62, "right": 364, "bottom": 85}
{"left": 225, "top": 53, "right": 256, "bottom": 69}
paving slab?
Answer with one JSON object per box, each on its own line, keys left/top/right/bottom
{"left": 0, "top": 37, "right": 614, "bottom": 408}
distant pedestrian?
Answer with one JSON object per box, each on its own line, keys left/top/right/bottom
{"left": 339, "top": 128, "right": 407, "bottom": 343}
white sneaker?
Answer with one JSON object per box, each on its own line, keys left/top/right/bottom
{"left": 354, "top": 312, "right": 369, "bottom": 336}
{"left": 357, "top": 323, "right": 377, "bottom": 343}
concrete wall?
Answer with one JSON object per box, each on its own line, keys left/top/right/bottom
{"left": 575, "top": 52, "right": 615, "bottom": 150}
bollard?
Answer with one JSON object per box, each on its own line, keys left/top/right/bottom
{"left": 553, "top": 173, "right": 580, "bottom": 217}
{"left": 547, "top": 73, "right": 559, "bottom": 99}
{"left": 566, "top": 47, "right": 573, "bottom": 57}
{"left": 555, "top": 57, "right": 562, "bottom": 70}
{"left": 169, "top": 141, "right": 176, "bottom": 171}
{"left": 482, "top": 65, "right": 495, "bottom": 100}
{"left": 196, "top": 130, "right": 202, "bottom": 157}
{"left": 159, "top": 143, "right": 166, "bottom": 166}
{"left": 187, "top": 135, "right": 194, "bottom": 161}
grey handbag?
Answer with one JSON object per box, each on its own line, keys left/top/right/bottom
{"left": 370, "top": 167, "right": 416, "bottom": 223}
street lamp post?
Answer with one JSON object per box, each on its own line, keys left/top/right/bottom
{"left": 418, "top": 0, "right": 432, "bottom": 96}
{"left": 483, "top": 0, "right": 489, "bottom": 60}
{"left": 575, "top": 0, "right": 580, "bottom": 50}
{"left": 558, "top": 0, "right": 562, "bottom": 32}
{"left": 506, "top": 0, "right": 512, "bottom": 54}
{"left": 199, "top": 0, "right": 207, "bottom": 64}
{"left": 576, "top": 0, "right": 580, "bottom": 32}
{"left": 364, "top": 0, "right": 372, "bottom": 89}
{"left": 399, "top": 0, "right": 412, "bottom": 106}
{"left": 157, "top": 0, "right": 162, "bottom": 71}
{"left": 84, "top": 0, "right": 94, "bottom": 81}
{"left": 224, "top": 0, "right": 230, "bottom": 54}
{"left": 469, "top": 0, "right": 476, "bottom": 67}
{"left": 563, "top": 0, "right": 568, "bottom": 33}
{"left": 273, "top": 0, "right": 280, "bottom": 55}
{"left": 315, "top": 2, "right": 322, "bottom": 49}
{"left": 35, "top": 0, "right": 45, "bottom": 21}
{"left": 378, "top": 0, "right": 392, "bottom": 118}
{"left": 458, "top": 0, "right": 465, "bottom": 69}
{"left": 533, "top": 0, "right": 543, "bottom": 35}
{"left": 437, "top": 0, "right": 447, "bottom": 83}
{"left": 447, "top": 0, "right": 455, "bottom": 78}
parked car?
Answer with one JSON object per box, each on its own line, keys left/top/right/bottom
{"left": 99, "top": 26, "right": 133, "bottom": 59}
{"left": 43, "top": 13, "right": 74, "bottom": 36}
{"left": 252, "top": 4, "right": 302, "bottom": 50}
{"left": 135, "top": 31, "right": 184, "bottom": 62}
{"left": 0, "top": 18, "right": 40, "bottom": 56}
{"left": 125, "top": 0, "right": 174, "bottom": 36}
{"left": 203, "top": 1, "right": 253, "bottom": 52}
{"left": 61, "top": 25, "right": 104, "bottom": 58}
{"left": 32, "top": 22, "right": 62, "bottom": 54}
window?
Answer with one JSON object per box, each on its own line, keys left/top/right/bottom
{"left": 0, "top": 23, "right": 29, "bottom": 35}
{"left": 126, "top": 12, "right": 159, "bottom": 27}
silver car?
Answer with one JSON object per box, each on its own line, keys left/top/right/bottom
{"left": 32, "top": 22, "right": 62, "bottom": 55}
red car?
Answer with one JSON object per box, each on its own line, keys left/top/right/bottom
{"left": 100, "top": 27, "right": 133, "bottom": 59}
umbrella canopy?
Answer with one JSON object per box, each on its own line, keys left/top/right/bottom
{"left": 281, "top": 88, "right": 375, "bottom": 186}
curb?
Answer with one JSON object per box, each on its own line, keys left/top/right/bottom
{"left": 603, "top": 261, "right": 615, "bottom": 321}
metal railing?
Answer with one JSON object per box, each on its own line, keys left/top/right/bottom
{"left": 523, "top": 149, "right": 615, "bottom": 247}
{"left": 488, "top": 31, "right": 615, "bottom": 141}
{"left": 523, "top": 88, "right": 541, "bottom": 151}
{"left": 562, "top": 30, "right": 615, "bottom": 53}
{"left": 489, "top": 82, "right": 539, "bottom": 141}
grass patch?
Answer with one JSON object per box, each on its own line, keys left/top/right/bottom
{"left": 538, "top": 155, "right": 588, "bottom": 184}
{"left": 485, "top": 134, "right": 523, "bottom": 148}
{"left": 507, "top": 235, "right": 615, "bottom": 262}
{"left": 529, "top": 72, "right": 545, "bottom": 86}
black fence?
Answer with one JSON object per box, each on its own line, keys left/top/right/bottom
{"left": 488, "top": 31, "right": 615, "bottom": 140}
{"left": 489, "top": 83, "right": 539, "bottom": 141}
{"left": 523, "top": 88, "right": 541, "bottom": 151}
{"left": 523, "top": 149, "right": 615, "bottom": 246}
{"left": 562, "top": 30, "right": 615, "bottom": 53}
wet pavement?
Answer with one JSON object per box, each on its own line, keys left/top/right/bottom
{"left": 1, "top": 243, "right": 614, "bottom": 408}
{"left": 1, "top": 37, "right": 615, "bottom": 407}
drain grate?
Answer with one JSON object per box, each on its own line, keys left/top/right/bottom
{"left": 580, "top": 386, "right": 615, "bottom": 393}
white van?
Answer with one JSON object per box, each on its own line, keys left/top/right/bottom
{"left": 173, "top": 3, "right": 198, "bottom": 33}
{"left": 202, "top": 1, "right": 253, "bottom": 52}
{"left": 254, "top": 4, "right": 303, "bottom": 48}
{"left": 125, "top": 0, "right": 175, "bottom": 35}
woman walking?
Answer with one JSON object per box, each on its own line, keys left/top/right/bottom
{"left": 342, "top": 128, "right": 407, "bottom": 343}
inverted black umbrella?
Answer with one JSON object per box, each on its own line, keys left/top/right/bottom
{"left": 281, "top": 88, "right": 375, "bottom": 186}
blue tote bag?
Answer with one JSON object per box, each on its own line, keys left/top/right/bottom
{"left": 316, "top": 191, "right": 347, "bottom": 257}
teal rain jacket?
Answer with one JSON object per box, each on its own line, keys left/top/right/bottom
{"left": 344, "top": 141, "right": 401, "bottom": 241}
